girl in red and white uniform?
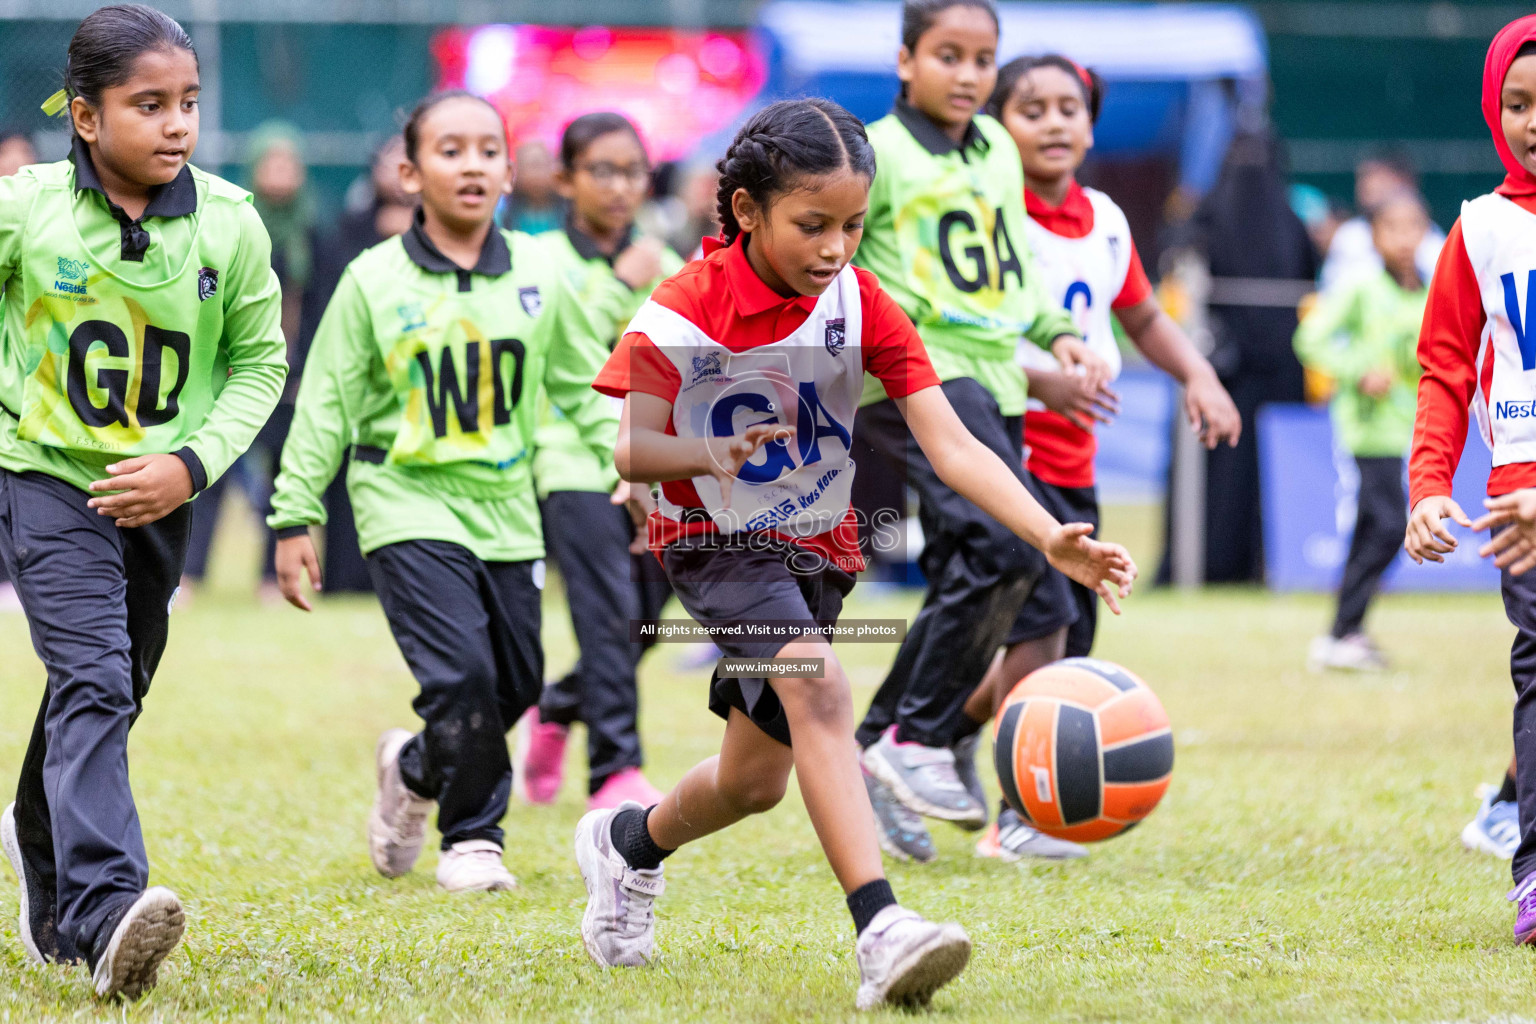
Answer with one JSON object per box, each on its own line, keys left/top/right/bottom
{"left": 571, "top": 98, "right": 1136, "bottom": 1010}
{"left": 1404, "top": 15, "right": 1536, "bottom": 938}
{"left": 958, "top": 55, "right": 1241, "bottom": 861}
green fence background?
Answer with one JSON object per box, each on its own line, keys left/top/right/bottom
{"left": 0, "top": 0, "right": 1526, "bottom": 225}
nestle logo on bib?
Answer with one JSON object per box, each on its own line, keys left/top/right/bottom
{"left": 1495, "top": 399, "right": 1536, "bottom": 419}
{"left": 691, "top": 352, "right": 723, "bottom": 383}
{"left": 53, "top": 257, "right": 89, "bottom": 296}
{"left": 824, "top": 318, "right": 846, "bottom": 356}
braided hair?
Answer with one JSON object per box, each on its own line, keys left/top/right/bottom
{"left": 986, "top": 54, "right": 1104, "bottom": 125}
{"left": 714, "top": 99, "right": 876, "bottom": 245}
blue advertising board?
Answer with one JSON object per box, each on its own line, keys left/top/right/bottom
{"left": 1257, "top": 404, "right": 1499, "bottom": 592}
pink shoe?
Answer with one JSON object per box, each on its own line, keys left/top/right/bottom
{"left": 587, "top": 767, "right": 665, "bottom": 811}
{"left": 521, "top": 709, "right": 568, "bottom": 805}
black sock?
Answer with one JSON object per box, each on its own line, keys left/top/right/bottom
{"left": 954, "top": 712, "right": 985, "bottom": 743}
{"left": 609, "top": 805, "right": 672, "bottom": 871}
{"left": 847, "top": 879, "right": 897, "bottom": 936}
{"left": 1498, "top": 770, "right": 1519, "bottom": 806}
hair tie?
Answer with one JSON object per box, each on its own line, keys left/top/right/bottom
{"left": 1067, "top": 60, "right": 1093, "bottom": 93}
{"left": 41, "top": 89, "right": 68, "bottom": 117}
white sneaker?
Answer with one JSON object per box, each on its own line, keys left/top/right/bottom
{"left": 575, "top": 801, "right": 664, "bottom": 967}
{"left": 367, "top": 729, "right": 435, "bottom": 878}
{"left": 854, "top": 905, "right": 971, "bottom": 1010}
{"left": 91, "top": 887, "right": 184, "bottom": 1000}
{"left": 1307, "top": 633, "right": 1387, "bottom": 673}
{"left": 3, "top": 802, "right": 44, "bottom": 965}
{"left": 436, "top": 840, "right": 517, "bottom": 892}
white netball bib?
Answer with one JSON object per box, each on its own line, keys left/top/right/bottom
{"left": 626, "top": 266, "right": 864, "bottom": 536}
{"left": 1460, "top": 193, "right": 1536, "bottom": 467}
{"left": 1018, "top": 187, "right": 1133, "bottom": 383}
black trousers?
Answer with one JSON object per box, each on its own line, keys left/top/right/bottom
{"left": 0, "top": 469, "right": 190, "bottom": 961}
{"left": 538, "top": 491, "right": 671, "bottom": 793}
{"left": 367, "top": 541, "right": 542, "bottom": 849}
{"left": 1331, "top": 456, "right": 1406, "bottom": 638}
{"left": 854, "top": 378, "right": 1051, "bottom": 749}
{"left": 1005, "top": 481, "right": 1099, "bottom": 657}
{"left": 1502, "top": 539, "right": 1536, "bottom": 885}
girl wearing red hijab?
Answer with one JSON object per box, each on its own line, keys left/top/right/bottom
{"left": 1404, "top": 14, "right": 1536, "bottom": 942}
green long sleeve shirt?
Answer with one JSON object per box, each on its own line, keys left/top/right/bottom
{"left": 267, "top": 217, "right": 618, "bottom": 561}
{"left": 1293, "top": 269, "right": 1427, "bottom": 457}
{"left": 0, "top": 149, "right": 286, "bottom": 492}
{"left": 530, "top": 223, "right": 683, "bottom": 499}
{"left": 854, "top": 102, "right": 1078, "bottom": 414}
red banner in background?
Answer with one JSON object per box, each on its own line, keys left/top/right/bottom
{"left": 432, "top": 25, "right": 768, "bottom": 161}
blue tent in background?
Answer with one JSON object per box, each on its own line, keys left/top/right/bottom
{"left": 754, "top": 1, "right": 1268, "bottom": 197}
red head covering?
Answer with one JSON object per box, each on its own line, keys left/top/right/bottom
{"left": 1485, "top": 14, "right": 1536, "bottom": 197}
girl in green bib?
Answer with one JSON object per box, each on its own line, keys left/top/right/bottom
{"left": 268, "top": 92, "right": 619, "bottom": 894}
{"left": 521, "top": 112, "right": 684, "bottom": 810}
{"left": 0, "top": 4, "right": 286, "bottom": 998}
{"left": 851, "top": 0, "right": 1107, "bottom": 850}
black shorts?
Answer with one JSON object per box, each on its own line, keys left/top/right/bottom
{"left": 1005, "top": 479, "right": 1099, "bottom": 653}
{"left": 662, "top": 534, "right": 855, "bottom": 747}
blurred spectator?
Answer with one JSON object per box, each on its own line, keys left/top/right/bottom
{"left": 1318, "top": 151, "right": 1444, "bottom": 292}
{"left": 0, "top": 129, "right": 32, "bottom": 610}
{"left": 1162, "top": 129, "right": 1320, "bottom": 584}
{"left": 0, "top": 130, "right": 36, "bottom": 178}
{"left": 182, "top": 122, "right": 317, "bottom": 603}
{"left": 296, "top": 134, "right": 417, "bottom": 594}
{"left": 667, "top": 163, "right": 722, "bottom": 258}
{"left": 506, "top": 139, "right": 564, "bottom": 234}
{"left": 1289, "top": 183, "right": 1348, "bottom": 263}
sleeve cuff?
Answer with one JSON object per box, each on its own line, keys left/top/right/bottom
{"left": 275, "top": 525, "right": 311, "bottom": 540}
{"left": 172, "top": 447, "right": 208, "bottom": 494}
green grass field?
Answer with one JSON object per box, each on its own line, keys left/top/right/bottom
{"left": 0, "top": 503, "right": 1533, "bottom": 1022}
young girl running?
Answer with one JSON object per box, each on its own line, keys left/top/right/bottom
{"left": 575, "top": 97, "right": 1136, "bottom": 1010}
{"left": 268, "top": 92, "right": 619, "bottom": 893}
{"left": 0, "top": 4, "right": 286, "bottom": 997}
{"left": 1295, "top": 191, "right": 1428, "bottom": 673}
{"left": 849, "top": 0, "right": 1109, "bottom": 850}
{"left": 1403, "top": 13, "right": 1536, "bottom": 943}
{"left": 954, "top": 54, "right": 1242, "bottom": 862}
{"left": 520, "top": 112, "right": 684, "bottom": 811}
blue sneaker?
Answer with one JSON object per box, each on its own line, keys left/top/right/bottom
{"left": 1462, "top": 784, "right": 1521, "bottom": 859}
{"left": 864, "top": 768, "right": 935, "bottom": 863}
{"left": 1510, "top": 873, "right": 1536, "bottom": 945}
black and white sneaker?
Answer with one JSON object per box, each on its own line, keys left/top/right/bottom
{"left": 1, "top": 802, "right": 79, "bottom": 965}
{"left": 91, "top": 887, "right": 184, "bottom": 1000}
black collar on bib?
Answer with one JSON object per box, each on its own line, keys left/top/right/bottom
{"left": 891, "top": 98, "right": 989, "bottom": 162}
{"left": 564, "top": 212, "right": 634, "bottom": 268}
{"left": 70, "top": 136, "right": 197, "bottom": 263}
{"left": 402, "top": 208, "right": 512, "bottom": 292}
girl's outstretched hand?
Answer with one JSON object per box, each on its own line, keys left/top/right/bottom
{"left": 703, "top": 423, "right": 795, "bottom": 510}
{"left": 1473, "top": 490, "right": 1536, "bottom": 575}
{"left": 1044, "top": 522, "right": 1137, "bottom": 614}
{"left": 1185, "top": 372, "right": 1242, "bottom": 449}
{"left": 275, "top": 533, "right": 323, "bottom": 612}
{"left": 1031, "top": 368, "right": 1120, "bottom": 431}
{"left": 1405, "top": 494, "right": 1471, "bottom": 564}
